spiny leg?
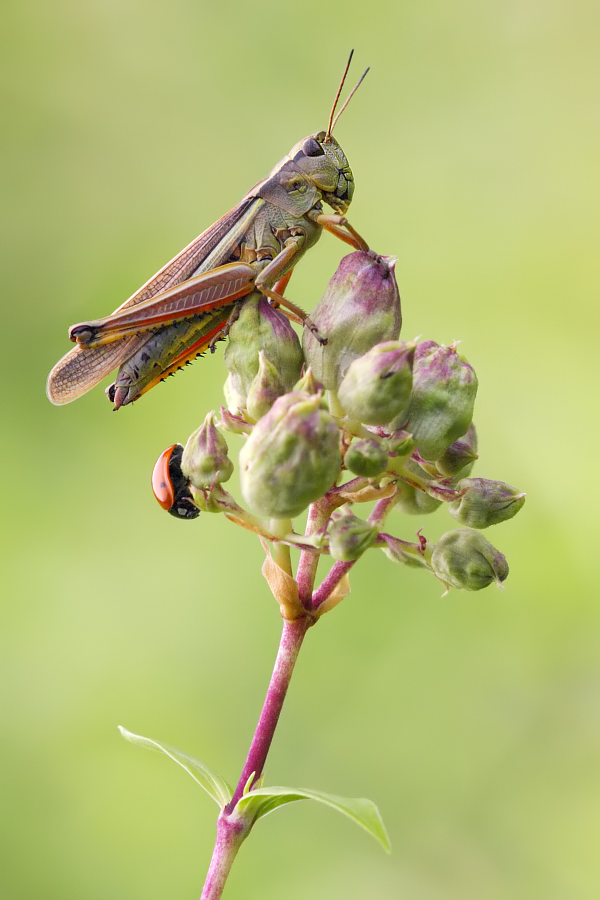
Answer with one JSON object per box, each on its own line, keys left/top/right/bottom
{"left": 255, "top": 238, "right": 327, "bottom": 344}
{"left": 208, "top": 302, "right": 243, "bottom": 352}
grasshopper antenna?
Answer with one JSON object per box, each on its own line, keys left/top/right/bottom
{"left": 329, "top": 65, "right": 370, "bottom": 136}
{"left": 326, "top": 50, "right": 355, "bottom": 140}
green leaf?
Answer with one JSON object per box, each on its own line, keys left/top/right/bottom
{"left": 235, "top": 785, "right": 390, "bottom": 852}
{"left": 118, "top": 726, "right": 233, "bottom": 809}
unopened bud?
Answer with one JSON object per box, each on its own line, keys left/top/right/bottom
{"left": 449, "top": 478, "right": 526, "bottom": 529}
{"left": 328, "top": 508, "right": 378, "bottom": 561}
{"left": 379, "top": 533, "right": 429, "bottom": 569}
{"left": 303, "top": 252, "right": 401, "bottom": 390}
{"left": 338, "top": 341, "right": 414, "bottom": 426}
{"left": 436, "top": 431, "right": 478, "bottom": 478}
{"left": 181, "top": 412, "right": 234, "bottom": 489}
{"left": 404, "top": 342, "right": 478, "bottom": 461}
{"left": 345, "top": 437, "right": 389, "bottom": 478}
{"left": 386, "top": 429, "right": 415, "bottom": 459}
{"left": 239, "top": 392, "right": 342, "bottom": 519}
{"left": 217, "top": 407, "right": 252, "bottom": 436}
{"left": 246, "top": 351, "right": 286, "bottom": 421}
{"left": 224, "top": 293, "right": 303, "bottom": 404}
{"left": 431, "top": 529, "right": 508, "bottom": 591}
{"left": 293, "top": 367, "right": 323, "bottom": 395}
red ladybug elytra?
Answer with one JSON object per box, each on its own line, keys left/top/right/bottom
{"left": 152, "top": 444, "right": 199, "bottom": 520}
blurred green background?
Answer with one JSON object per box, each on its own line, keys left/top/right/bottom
{"left": 2, "top": 0, "right": 599, "bottom": 897}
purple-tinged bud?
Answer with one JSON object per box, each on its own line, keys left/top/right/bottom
{"left": 449, "top": 478, "right": 526, "bottom": 529}
{"left": 293, "top": 367, "right": 323, "bottom": 395}
{"left": 379, "top": 533, "right": 429, "bottom": 569}
{"left": 246, "top": 351, "right": 286, "bottom": 421}
{"left": 239, "top": 392, "right": 342, "bottom": 519}
{"left": 436, "top": 423, "right": 478, "bottom": 478}
{"left": 345, "top": 437, "right": 389, "bottom": 478}
{"left": 403, "top": 342, "right": 478, "bottom": 461}
{"left": 436, "top": 438, "right": 478, "bottom": 478}
{"left": 431, "top": 529, "right": 508, "bottom": 591}
{"left": 302, "top": 252, "right": 401, "bottom": 390}
{"left": 181, "top": 412, "right": 234, "bottom": 489}
{"left": 338, "top": 341, "right": 415, "bottom": 426}
{"left": 217, "top": 407, "right": 252, "bottom": 436}
{"left": 328, "top": 507, "right": 378, "bottom": 561}
{"left": 395, "top": 481, "right": 442, "bottom": 515}
{"left": 224, "top": 293, "right": 303, "bottom": 404}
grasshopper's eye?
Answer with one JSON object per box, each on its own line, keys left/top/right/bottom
{"left": 302, "top": 137, "right": 324, "bottom": 157}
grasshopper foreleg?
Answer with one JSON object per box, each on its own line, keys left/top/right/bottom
{"left": 316, "top": 214, "right": 369, "bottom": 252}
{"left": 255, "top": 238, "right": 327, "bottom": 345}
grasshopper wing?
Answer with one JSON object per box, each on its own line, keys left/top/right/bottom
{"left": 47, "top": 337, "right": 150, "bottom": 406}
{"left": 47, "top": 197, "right": 264, "bottom": 404}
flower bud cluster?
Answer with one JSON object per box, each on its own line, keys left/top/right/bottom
{"left": 160, "top": 250, "right": 524, "bottom": 600}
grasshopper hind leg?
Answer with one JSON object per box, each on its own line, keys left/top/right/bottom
{"left": 108, "top": 311, "right": 231, "bottom": 408}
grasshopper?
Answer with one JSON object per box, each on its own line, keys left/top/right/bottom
{"left": 47, "top": 53, "right": 370, "bottom": 410}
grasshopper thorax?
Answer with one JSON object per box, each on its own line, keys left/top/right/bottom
{"left": 289, "top": 131, "right": 354, "bottom": 214}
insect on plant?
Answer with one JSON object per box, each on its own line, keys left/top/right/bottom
{"left": 46, "top": 52, "right": 370, "bottom": 410}
{"left": 44, "top": 49, "right": 528, "bottom": 900}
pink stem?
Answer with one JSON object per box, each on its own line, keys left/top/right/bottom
{"left": 199, "top": 616, "right": 311, "bottom": 899}
{"left": 198, "top": 490, "right": 398, "bottom": 897}
{"left": 312, "top": 560, "right": 355, "bottom": 609}
{"left": 296, "top": 499, "right": 331, "bottom": 607}
{"left": 199, "top": 816, "right": 247, "bottom": 900}
{"left": 226, "top": 616, "right": 310, "bottom": 811}
{"left": 311, "top": 492, "right": 398, "bottom": 611}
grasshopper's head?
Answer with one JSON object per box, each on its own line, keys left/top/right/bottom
{"left": 290, "top": 53, "right": 368, "bottom": 214}
{"left": 289, "top": 131, "right": 354, "bottom": 214}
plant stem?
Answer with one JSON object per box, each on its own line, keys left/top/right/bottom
{"left": 311, "top": 491, "right": 399, "bottom": 610}
{"left": 296, "top": 499, "right": 332, "bottom": 606}
{"left": 226, "top": 616, "right": 311, "bottom": 811}
{"left": 199, "top": 616, "right": 312, "bottom": 899}
{"left": 198, "top": 489, "right": 395, "bottom": 896}
{"left": 200, "top": 815, "right": 248, "bottom": 900}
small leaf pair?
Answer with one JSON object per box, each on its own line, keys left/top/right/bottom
{"left": 119, "top": 726, "right": 390, "bottom": 852}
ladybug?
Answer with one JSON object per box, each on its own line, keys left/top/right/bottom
{"left": 152, "top": 444, "right": 199, "bottom": 520}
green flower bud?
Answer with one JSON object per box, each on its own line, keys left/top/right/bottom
{"left": 345, "top": 437, "right": 389, "bottom": 478}
{"left": 431, "top": 529, "right": 508, "bottom": 591}
{"left": 436, "top": 435, "right": 478, "bottom": 478}
{"left": 224, "top": 293, "right": 303, "bottom": 404}
{"left": 181, "top": 412, "right": 234, "bottom": 489}
{"left": 246, "top": 351, "right": 286, "bottom": 421}
{"left": 403, "top": 342, "right": 478, "bottom": 461}
{"left": 328, "top": 508, "right": 378, "bottom": 561}
{"left": 395, "top": 481, "right": 442, "bottom": 515}
{"left": 239, "top": 392, "right": 342, "bottom": 519}
{"left": 338, "top": 341, "right": 415, "bottom": 426}
{"left": 302, "top": 252, "right": 401, "bottom": 390}
{"left": 293, "top": 367, "right": 323, "bottom": 395}
{"left": 449, "top": 478, "right": 526, "bottom": 529}
{"left": 386, "top": 429, "right": 415, "bottom": 459}
{"left": 217, "top": 406, "right": 252, "bottom": 436}
{"left": 451, "top": 422, "right": 478, "bottom": 478}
